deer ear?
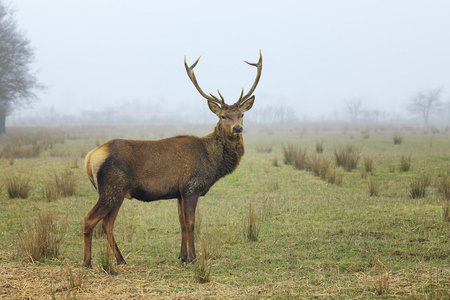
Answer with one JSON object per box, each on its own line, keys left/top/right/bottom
{"left": 208, "top": 100, "right": 221, "bottom": 116}
{"left": 239, "top": 95, "right": 255, "bottom": 112}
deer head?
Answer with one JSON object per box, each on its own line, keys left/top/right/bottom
{"left": 184, "top": 51, "right": 262, "bottom": 139}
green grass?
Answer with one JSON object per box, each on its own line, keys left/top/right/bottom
{"left": 0, "top": 123, "right": 449, "bottom": 298}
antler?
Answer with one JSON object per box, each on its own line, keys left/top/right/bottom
{"left": 237, "top": 50, "right": 263, "bottom": 105}
{"left": 184, "top": 56, "right": 225, "bottom": 106}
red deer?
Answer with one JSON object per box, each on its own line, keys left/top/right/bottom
{"left": 82, "top": 51, "right": 262, "bottom": 267}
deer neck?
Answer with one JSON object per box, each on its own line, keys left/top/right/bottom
{"left": 203, "top": 123, "right": 245, "bottom": 179}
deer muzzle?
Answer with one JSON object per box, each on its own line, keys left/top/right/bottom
{"left": 233, "top": 125, "right": 243, "bottom": 133}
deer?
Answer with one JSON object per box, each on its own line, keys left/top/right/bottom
{"left": 82, "top": 51, "right": 262, "bottom": 267}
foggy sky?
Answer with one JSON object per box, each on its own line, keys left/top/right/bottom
{"left": 9, "top": 0, "right": 450, "bottom": 121}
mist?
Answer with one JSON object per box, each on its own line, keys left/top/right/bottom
{"left": 8, "top": 0, "right": 450, "bottom": 125}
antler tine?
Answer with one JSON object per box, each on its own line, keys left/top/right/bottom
{"left": 217, "top": 90, "right": 225, "bottom": 102}
{"left": 239, "top": 88, "right": 244, "bottom": 101}
{"left": 238, "top": 50, "right": 263, "bottom": 105}
{"left": 184, "top": 55, "right": 224, "bottom": 106}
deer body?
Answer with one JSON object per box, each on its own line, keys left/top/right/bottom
{"left": 83, "top": 52, "right": 262, "bottom": 267}
{"left": 86, "top": 126, "right": 244, "bottom": 202}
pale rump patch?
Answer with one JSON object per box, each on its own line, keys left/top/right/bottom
{"left": 85, "top": 146, "right": 109, "bottom": 189}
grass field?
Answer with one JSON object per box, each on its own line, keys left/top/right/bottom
{"left": 0, "top": 123, "right": 449, "bottom": 299}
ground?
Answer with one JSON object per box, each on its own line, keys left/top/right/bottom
{"left": 0, "top": 123, "right": 449, "bottom": 299}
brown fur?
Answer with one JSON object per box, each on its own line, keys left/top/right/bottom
{"left": 83, "top": 54, "right": 261, "bottom": 267}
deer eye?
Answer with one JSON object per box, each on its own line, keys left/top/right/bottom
{"left": 221, "top": 115, "right": 226, "bottom": 119}
{"left": 241, "top": 113, "right": 244, "bottom": 118}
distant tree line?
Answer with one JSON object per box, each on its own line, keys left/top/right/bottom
{"left": 8, "top": 99, "right": 299, "bottom": 125}
{"left": 344, "top": 88, "right": 449, "bottom": 125}
{"left": 9, "top": 91, "right": 450, "bottom": 126}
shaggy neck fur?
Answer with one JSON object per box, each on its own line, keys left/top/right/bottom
{"left": 203, "top": 122, "right": 245, "bottom": 181}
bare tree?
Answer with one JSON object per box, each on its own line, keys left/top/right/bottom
{"left": 361, "top": 109, "right": 386, "bottom": 123}
{"left": 406, "top": 88, "right": 443, "bottom": 125}
{"left": 345, "top": 98, "right": 363, "bottom": 122}
{"left": 0, "top": 1, "right": 43, "bottom": 135}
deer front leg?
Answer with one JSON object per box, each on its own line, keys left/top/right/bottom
{"left": 177, "top": 197, "right": 188, "bottom": 262}
{"left": 182, "top": 193, "right": 199, "bottom": 263}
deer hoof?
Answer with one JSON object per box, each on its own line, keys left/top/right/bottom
{"left": 188, "top": 257, "right": 197, "bottom": 264}
{"left": 178, "top": 255, "right": 188, "bottom": 263}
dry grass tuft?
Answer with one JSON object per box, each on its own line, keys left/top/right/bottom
{"left": 282, "top": 143, "right": 295, "bottom": 165}
{"left": 409, "top": 174, "right": 431, "bottom": 199}
{"left": 364, "top": 156, "right": 373, "bottom": 173}
{"left": 64, "top": 265, "right": 86, "bottom": 292}
{"left": 99, "top": 240, "right": 116, "bottom": 275}
{"left": 18, "top": 209, "right": 65, "bottom": 263}
{"left": 393, "top": 132, "right": 403, "bottom": 144}
{"left": 4, "top": 174, "right": 31, "bottom": 199}
{"left": 271, "top": 156, "right": 280, "bottom": 167}
{"left": 375, "top": 272, "right": 390, "bottom": 295}
{"left": 399, "top": 153, "right": 411, "bottom": 172}
{"left": 444, "top": 199, "right": 450, "bottom": 222}
{"left": 310, "top": 155, "right": 330, "bottom": 180}
{"left": 439, "top": 174, "right": 450, "bottom": 200}
{"left": 54, "top": 168, "right": 77, "bottom": 197}
{"left": 315, "top": 140, "right": 324, "bottom": 153}
{"left": 334, "top": 144, "right": 361, "bottom": 172}
{"left": 193, "top": 238, "right": 211, "bottom": 284}
{"left": 282, "top": 143, "right": 308, "bottom": 170}
{"left": 44, "top": 180, "right": 58, "bottom": 202}
{"left": 439, "top": 175, "right": 450, "bottom": 222}
{"left": 368, "top": 178, "right": 379, "bottom": 196}
{"left": 326, "top": 165, "right": 343, "bottom": 186}
{"left": 246, "top": 203, "right": 259, "bottom": 242}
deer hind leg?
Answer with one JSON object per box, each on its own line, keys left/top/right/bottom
{"left": 101, "top": 199, "right": 126, "bottom": 265}
{"left": 177, "top": 197, "right": 188, "bottom": 262}
{"left": 83, "top": 201, "right": 112, "bottom": 267}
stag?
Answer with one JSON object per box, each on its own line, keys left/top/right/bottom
{"left": 82, "top": 51, "right": 262, "bottom": 267}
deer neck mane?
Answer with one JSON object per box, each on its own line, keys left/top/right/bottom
{"left": 203, "top": 123, "right": 245, "bottom": 179}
